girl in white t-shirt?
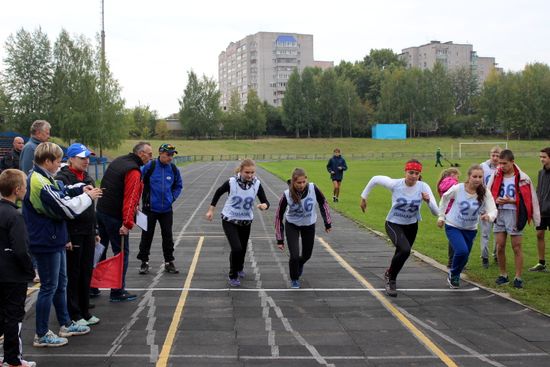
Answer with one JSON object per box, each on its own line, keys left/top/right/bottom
{"left": 438, "top": 164, "right": 497, "bottom": 288}
{"left": 360, "top": 159, "right": 439, "bottom": 297}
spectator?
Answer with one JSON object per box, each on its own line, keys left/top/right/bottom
{"left": 0, "top": 136, "right": 24, "bottom": 172}
{"left": 137, "top": 143, "right": 183, "bottom": 275}
{"left": 529, "top": 147, "right": 550, "bottom": 272}
{"left": 19, "top": 120, "right": 51, "bottom": 174}
{"left": 55, "top": 143, "right": 101, "bottom": 326}
{"left": 23, "top": 142, "right": 102, "bottom": 347}
{"left": 96, "top": 142, "right": 152, "bottom": 302}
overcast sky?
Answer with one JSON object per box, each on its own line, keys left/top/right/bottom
{"left": 1, "top": 0, "right": 549, "bottom": 117}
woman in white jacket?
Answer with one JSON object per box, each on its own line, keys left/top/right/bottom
{"left": 438, "top": 164, "right": 497, "bottom": 288}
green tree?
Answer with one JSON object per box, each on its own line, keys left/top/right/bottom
{"left": 155, "top": 119, "right": 169, "bottom": 139}
{"left": 282, "top": 69, "right": 304, "bottom": 137}
{"left": 318, "top": 69, "right": 339, "bottom": 137}
{"left": 478, "top": 69, "right": 501, "bottom": 134}
{"left": 222, "top": 89, "right": 244, "bottom": 139}
{"left": 516, "top": 63, "right": 550, "bottom": 138}
{"left": 244, "top": 90, "right": 266, "bottom": 139}
{"left": 2, "top": 27, "right": 53, "bottom": 133}
{"left": 450, "top": 66, "right": 478, "bottom": 115}
{"left": 179, "top": 71, "right": 221, "bottom": 138}
{"left": 128, "top": 104, "right": 156, "bottom": 138}
{"left": 301, "top": 67, "right": 319, "bottom": 137}
{"left": 263, "top": 101, "right": 284, "bottom": 136}
{"left": 423, "top": 63, "right": 453, "bottom": 134}
{"left": 51, "top": 30, "right": 99, "bottom": 144}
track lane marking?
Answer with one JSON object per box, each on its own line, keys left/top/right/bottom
{"left": 318, "top": 236, "right": 459, "bottom": 367}
{"left": 156, "top": 236, "right": 204, "bottom": 367}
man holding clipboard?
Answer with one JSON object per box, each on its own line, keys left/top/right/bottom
{"left": 136, "top": 144, "right": 183, "bottom": 275}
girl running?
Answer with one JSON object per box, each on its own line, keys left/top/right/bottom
{"left": 360, "top": 159, "right": 439, "bottom": 297}
{"left": 205, "top": 159, "right": 269, "bottom": 287}
{"left": 437, "top": 168, "right": 461, "bottom": 268}
{"left": 275, "top": 168, "right": 332, "bottom": 289}
{"left": 438, "top": 164, "right": 497, "bottom": 288}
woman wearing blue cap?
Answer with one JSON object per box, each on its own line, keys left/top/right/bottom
{"left": 55, "top": 143, "right": 102, "bottom": 327}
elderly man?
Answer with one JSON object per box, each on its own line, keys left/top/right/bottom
{"left": 96, "top": 142, "right": 152, "bottom": 302}
{"left": 0, "top": 136, "right": 24, "bottom": 171}
{"left": 19, "top": 120, "right": 51, "bottom": 174}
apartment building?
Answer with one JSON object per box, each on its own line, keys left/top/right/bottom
{"left": 399, "top": 41, "right": 498, "bottom": 84}
{"left": 218, "top": 32, "right": 316, "bottom": 109}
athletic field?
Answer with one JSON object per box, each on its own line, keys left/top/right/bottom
{"left": 18, "top": 162, "right": 550, "bottom": 367}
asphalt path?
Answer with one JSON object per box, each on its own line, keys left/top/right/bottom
{"left": 14, "top": 162, "right": 550, "bottom": 366}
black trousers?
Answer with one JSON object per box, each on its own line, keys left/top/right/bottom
{"left": 222, "top": 220, "right": 251, "bottom": 279}
{"left": 137, "top": 209, "right": 175, "bottom": 263}
{"left": 285, "top": 222, "right": 316, "bottom": 281}
{"left": 66, "top": 234, "right": 95, "bottom": 321}
{"left": 0, "top": 282, "right": 27, "bottom": 365}
{"left": 384, "top": 221, "right": 418, "bottom": 281}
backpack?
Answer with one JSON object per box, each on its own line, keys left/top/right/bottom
{"left": 141, "top": 159, "right": 179, "bottom": 210}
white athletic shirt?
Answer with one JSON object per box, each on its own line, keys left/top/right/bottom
{"left": 439, "top": 183, "right": 498, "bottom": 230}
{"left": 284, "top": 183, "right": 318, "bottom": 226}
{"left": 361, "top": 176, "right": 439, "bottom": 225}
{"left": 221, "top": 177, "right": 261, "bottom": 221}
{"left": 480, "top": 160, "right": 498, "bottom": 185}
{"left": 497, "top": 176, "right": 517, "bottom": 210}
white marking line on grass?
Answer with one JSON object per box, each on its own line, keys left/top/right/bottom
{"left": 122, "top": 287, "right": 480, "bottom": 292}
{"left": 395, "top": 306, "right": 506, "bottom": 367}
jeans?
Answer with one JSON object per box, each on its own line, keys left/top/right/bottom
{"left": 97, "top": 210, "right": 129, "bottom": 296}
{"left": 446, "top": 224, "right": 478, "bottom": 277}
{"left": 137, "top": 209, "right": 175, "bottom": 263}
{"left": 33, "top": 250, "right": 71, "bottom": 337}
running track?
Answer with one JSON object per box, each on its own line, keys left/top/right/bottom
{"left": 17, "top": 162, "right": 550, "bottom": 366}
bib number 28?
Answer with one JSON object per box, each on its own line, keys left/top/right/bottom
{"left": 231, "top": 196, "right": 255, "bottom": 210}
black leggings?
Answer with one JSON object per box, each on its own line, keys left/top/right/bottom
{"left": 222, "top": 220, "right": 251, "bottom": 279}
{"left": 384, "top": 221, "right": 418, "bottom": 281}
{"left": 285, "top": 222, "right": 316, "bottom": 281}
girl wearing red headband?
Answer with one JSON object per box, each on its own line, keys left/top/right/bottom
{"left": 360, "top": 159, "right": 439, "bottom": 297}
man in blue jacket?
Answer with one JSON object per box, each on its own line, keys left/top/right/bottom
{"left": 326, "top": 148, "right": 347, "bottom": 202}
{"left": 137, "top": 144, "right": 183, "bottom": 274}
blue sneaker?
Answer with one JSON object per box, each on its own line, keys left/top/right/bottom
{"left": 59, "top": 321, "right": 90, "bottom": 337}
{"left": 228, "top": 277, "right": 241, "bottom": 287}
{"left": 237, "top": 270, "right": 246, "bottom": 278}
{"left": 447, "top": 274, "right": 460, "bottom": 289}
{"left": 495, "top": 275, "right": 509, "bottom": 286}
{"left": 110, "top": 291, "right": 137, "bottom": 302}
{"left": 33, "top": 330, "right": 68, "bottom": 347}
{"left": 290, "top": 280, "right": 300, "bottom": 289}
{"left": 513, "top": 278, "right": 524, "bottom": 289}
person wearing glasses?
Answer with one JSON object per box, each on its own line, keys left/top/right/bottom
{"left": 95, "top": 142, "right": 152, "bottom": 302}
{"left": 360, "top": 159, "right": 439, "bottom": 297}
{"left": 137, "top": 144, "right": 183, "bottom": 275}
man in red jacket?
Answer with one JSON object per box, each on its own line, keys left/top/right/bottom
{"left": 96, "top": 142, "right": 152, "bottom": 302}
{"left": 488, "top": 149, "right": 540, "bottom": 289}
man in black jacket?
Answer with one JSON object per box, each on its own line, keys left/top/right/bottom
{"left": 55, "top": 143, "right": 102, "bottom": 326}
{"left": 0, "top": 136, "right": 24, "bottom": 172}
{"left": 530, "top": 147, "right": 550, "bottom": 272}
{"left": 0, "top": 169, "right": 35, "bottom": 367}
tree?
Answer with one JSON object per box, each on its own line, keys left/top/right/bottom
{"left": 179, "top": 71, "right": 221, "bottom": 138}
{"left": 155, "top": 119, "right": 169, "bottom": 139}
{"left": 127, "top": 104, "right": 156, "bottom": 138}
{"left": 263, "top": 102, "right": 284, "bottom": 136}
{"left": 222, "top": 89, "right": 244, "bottom": 139}
{"left": 478, "top": 69, "right": 501, "bottom": 134}
{"left": 282, "top": 69, "right": 304, "bottom": 137}
{"left": 318, "top": 69, "right": 339, "bottom": 137}
{"left": 51, "top": 30, "right": 100, "bottom": 145}
{"left": 301, "top": 67, "right": 319, "bottom": 137}
{"left": 2, "top": 27, "right": 53, "bottom": 133}
{"left": 243, "top": 90, "right": 266, "bottom": 139}
{"left": 423, "top": 62, "right": 453, "bottom": 134}
{"left": 516, "top": 63, "right": 550, "bottom": 138}
{"left": 450, "top": 67, "right": 478, "bottom": 115}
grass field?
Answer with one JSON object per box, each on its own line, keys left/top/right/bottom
{"left": 259, "top": 155, "right": 550, "bottom": 315}
{"left": 101, "top": 137, "right": 547, "bottom": 160}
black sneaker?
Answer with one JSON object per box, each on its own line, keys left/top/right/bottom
{"left": 332, "top": 196, "right": 337, "bottom": 202}
{"left": 447, "top": 274, "right": 460, "bottom": 289}
{"left": 110, "top": 291, "right": 137, "bottom": 303}
{"left": 164, "top": 261, "right": 179, "bottom": 274}
{"left": 139, "top": 261, "right": 149, "bottom": 274}
{"left": 384, "top": 270, "right": 397, "bottom": 297}
{"left": 482, "top": 257, "right": 489, "bottom": 269}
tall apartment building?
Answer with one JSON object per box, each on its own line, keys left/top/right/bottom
{"left": 218, "top": 32, "right": 315, "bottom": 109}
{"left": 399, "top": 41, "right": 498, "bottom": 84}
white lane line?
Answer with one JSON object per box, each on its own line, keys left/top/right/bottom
{"left": 107, "top": 163, "right": 229, "bottom": 360}
{"left": 24, "top": 352, "right": 550, "bottom": 360}
{"left": 120, "top": 287, "right": 481, "bottom": 292}
{"left": 396, "top": 306, "right": 507, "bottom": 367}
